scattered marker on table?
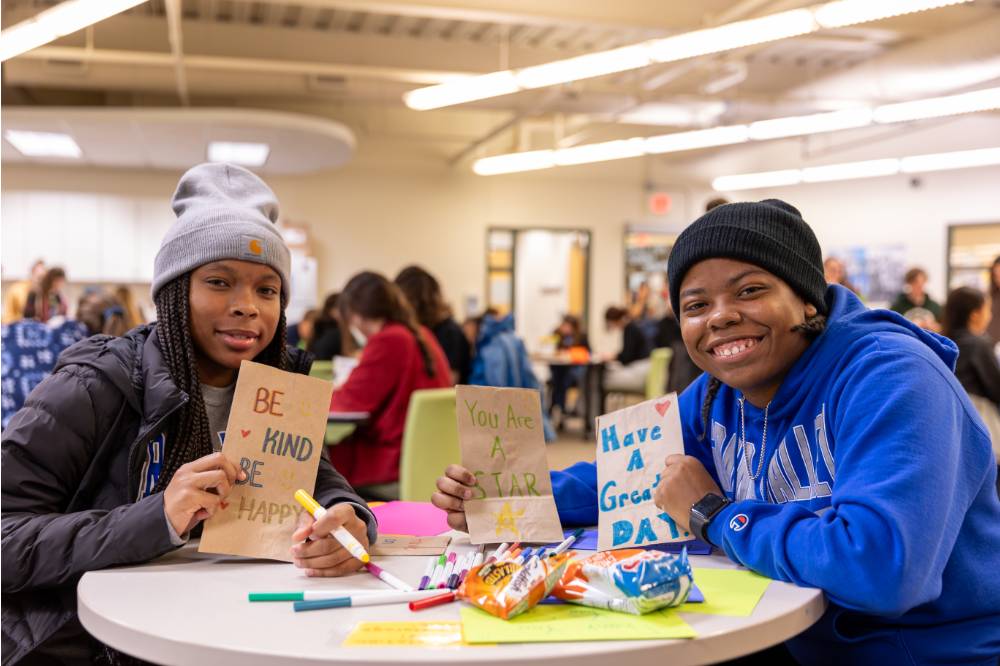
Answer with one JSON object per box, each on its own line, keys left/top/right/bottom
{"left": 293, "top": 590, "right": 441, "bottom": 612}
{"left": 409, "top": 591, "right": 456, "bottom": 611}
{"left": 428, "top": 554, "right": 447, "bottom": 589}
{"left": 418, "top": 558, "right": 436, "bottom": 591}
{"left": 365, "top": 562, "right": 413, "bottom": 592}
{"left": 550, "top": 528, "right": 585, "bottom": 556}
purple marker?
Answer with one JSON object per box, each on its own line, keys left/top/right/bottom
{"left": 418, "top": 558, "right": 435, "bottom": 591}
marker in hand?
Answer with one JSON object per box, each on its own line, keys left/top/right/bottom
{"left": 293, "top": 489, "right": 369, "bottom": 563}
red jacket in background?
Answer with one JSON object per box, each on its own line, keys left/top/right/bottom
{"left": 329, "top": 322, "right": 452, "bottom": 486}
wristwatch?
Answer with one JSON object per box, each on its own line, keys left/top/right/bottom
{"left": 689, "top": 493, "right": 731, "bottom": 546}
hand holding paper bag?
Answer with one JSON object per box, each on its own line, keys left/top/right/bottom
{"left": 163, "top": 452, "right": 247, "bottom": 536}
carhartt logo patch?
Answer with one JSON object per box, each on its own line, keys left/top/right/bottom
{"left": 241, "top": 235, "right": 265, "bottom": 259}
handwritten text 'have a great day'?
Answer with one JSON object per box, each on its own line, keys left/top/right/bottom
{"left": 600, "top": 422, "right": 687, "bottom": 546}
{"left": 232, "top": 387, "right": 314, "bottom": 526}
{"left": 464, "top": 399, "right": 541, "bottom": 498}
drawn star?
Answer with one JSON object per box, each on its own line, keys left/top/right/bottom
{"left": 493, "top": 502, "right": 525, "bottom": 538}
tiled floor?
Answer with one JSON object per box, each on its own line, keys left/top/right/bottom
{"left": 546, "top": 428, "right": 597, "bottom": 470}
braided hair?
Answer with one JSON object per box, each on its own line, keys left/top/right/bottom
{"left": 697, "top": 312, "right": 827, "bottom": 441}
{"left": 151, "top": 273, "right": 289, "bottom": 492}
{"left": 340, "top": 271, "right": 438, "bottom": 378}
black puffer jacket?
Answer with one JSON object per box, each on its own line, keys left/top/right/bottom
{"left": 1, "top": 324, "right": 375, "bottom": 664}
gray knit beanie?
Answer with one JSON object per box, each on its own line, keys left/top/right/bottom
{"left": 152, "top": 162, "right": 291, "bottom": 300}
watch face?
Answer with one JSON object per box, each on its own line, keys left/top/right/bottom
{"left": 694, "top": 493, "right": 728, "bottom": 518}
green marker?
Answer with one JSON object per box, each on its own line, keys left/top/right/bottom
{"left": 249, "top": 590, "right": 414, "bottom": 602}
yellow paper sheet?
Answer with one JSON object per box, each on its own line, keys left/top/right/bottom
{"left": 343, "top": 622, "right": 467, "bottom": 647}
{"left": 680, "top": 568, "right": 771, "bottom": 616}
{"left": 460, "top": 604, "right": 696, "bottom": 644}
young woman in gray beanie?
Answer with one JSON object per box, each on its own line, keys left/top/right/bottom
{"left": 433, "top": 199, "right": 1000, "bottom": 664}
{"left": 1, "top": 163, "right": 377, "bottom": 664}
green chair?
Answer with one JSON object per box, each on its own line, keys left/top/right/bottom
{"left": 399, "top": 388, "right": 459, "bottom": 503}
{"left": 309, "top": 360, "right": 333, "bottom": 382}
{"left": 645, "top": 347, "right": 673, "bottom": 400}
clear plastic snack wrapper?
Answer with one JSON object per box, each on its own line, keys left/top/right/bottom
{"left": 551, "top": 548, "right": 693, "bottom": 615}
{"left": 458, "top": 553, "right": 571, "bottom": 620}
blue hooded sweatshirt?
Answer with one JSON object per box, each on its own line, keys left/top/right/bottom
{"left": 551, "top": 285, "right": 1000, "bottom": 664}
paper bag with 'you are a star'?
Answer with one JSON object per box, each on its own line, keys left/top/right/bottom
{"left": 199, "top": 360, "right": 333, "bottom": 562}
{"left": 596, "top": 393, "right": 690, "bottom": 551}
{"left": 456, "top": 385, "right": 564, "bottom": 544}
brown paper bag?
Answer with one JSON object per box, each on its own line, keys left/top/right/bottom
{"left": 596, "top": 393, "right": 690, "bottom": 551}
{"left": 456, "top": 385, "right": 564, "bottom": 544}
{"left": 199, "top": 360, "right": 334, "bottom": 561}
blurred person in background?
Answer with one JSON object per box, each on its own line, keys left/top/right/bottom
{"left": 602, "top": 305, "right": 652, "bottom": 394}
{"left": 288, "top": 309, "right": 318, "bottom": 350}
{"left": 23, "top": 267, "right": 68, "bottom": 323}
{"left": 2, "top": 260, "right": 46, "bottom": 324}
{"left": 891, "top": 267, "right": 942, "bottom": 331}
{"left": 988, "top": 256, "right": 1000, "bottom": 344}
{"left": 942, "top": 286, "right": 1000, "bottom": 492}
{"left": 395, "top": 265, "right": 471, "bottom": 384}
{"left": 310, "top": 292, "right": 343, "bottom": 360}
{"left": 824, "top": 256, "right": 860, "bottom": 295}
{"left": 113, "top": 285, "right": 146, "bottom": 329}
{"left": 548, "top": 314, "right": 590, "bottom": 427}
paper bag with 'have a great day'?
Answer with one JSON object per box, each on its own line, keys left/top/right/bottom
{"left": 596, "top": 393, "right": 689, "bottom": 551}
{"left": 457, "top": 385, "right": 564, "bottom": 544}
{"left": 199, "top": 360, "right": 333, "bottom": 562}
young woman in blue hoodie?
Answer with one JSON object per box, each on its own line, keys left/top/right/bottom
{"left": 433, "top": 199, "right": 1000, "bottom": 665}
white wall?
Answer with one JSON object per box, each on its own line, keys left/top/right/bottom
{"left": 1, "top": 162, "right": 705, "bottom": 351}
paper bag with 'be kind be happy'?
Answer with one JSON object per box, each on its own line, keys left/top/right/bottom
{"left": 457, "top": 385, "right": 564, "bottom": 545}
{"left": 199, "top": 360, "right": 333, "bottom": 562}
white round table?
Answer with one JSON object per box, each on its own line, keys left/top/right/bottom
{"left": 78, "top": 536, "right": 825, "bottom": 666}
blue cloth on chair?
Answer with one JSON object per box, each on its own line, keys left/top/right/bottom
{"left": 1, "top": 318, "right": 87, "bottom": 429}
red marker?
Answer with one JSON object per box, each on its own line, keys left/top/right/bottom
{"left": 408, "top": 591, "right": 456, "bottom": 611}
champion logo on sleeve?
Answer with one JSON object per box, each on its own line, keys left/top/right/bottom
{"left": 729, "top": 513, "right": 750, "bottom": 532}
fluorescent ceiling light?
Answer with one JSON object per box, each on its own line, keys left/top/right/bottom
{"left": 900, "top": 146, "right": 1000, "bottom": 173}
{"left": 748, "top": 108, "right": 873, "bottom": 140}
{"left": 801, "top": 158, "right": 899, "bottom": 182}
{"left": 404, "top": 0, "right": 972, "bottom": 110}
{"left": 516, "top": 45, "right": 652, "bottom": 90}
{"left": 872, "top": 86, "right": 1000, "bottom": 124}
{"left": 553, "top": 138, "right": 646, "bottom": 166}
{"left": 0, "top": 0, "right": 148, "bottom": 62}
{"left": 472, "top": 85, "right": 998, "bottom": 175}
{"left": 812, "top": 0, "right": 971, "bottom": 29}
{"left": 404, "top": 71, "right": 519, "bottom": 111}
{"left": 713, "top": 170, "right": 803, "bottom": 191}
{"left": 4, "top": 130, "right": 82, "bottom": 158}
{"left": 207, "top": 141, "right": 271, "bottom": 167}
{"left": 647, "top": 9, "right": 817, "bottom": 63}
{"left": 472, "top": 150, "right": 555, "bottom": 176}
{"left": 617, "top": 101, "right": 727, "bottom": 127}
{"left": 713, "top": 146, "right": 1000, "bottom": 191}
{"left": 644, "top": 125, "right": 750, "bottom": 154}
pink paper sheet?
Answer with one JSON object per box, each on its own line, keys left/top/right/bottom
{"left": 371, "top": 501, "right": 451, "bottom": 536}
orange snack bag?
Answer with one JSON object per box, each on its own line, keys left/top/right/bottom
{"left": 458, "top": 553, "right": 571, "bottom": 620}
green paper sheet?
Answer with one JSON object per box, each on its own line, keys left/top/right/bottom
{"left": 460, "top": 604, "right": 696, "bottom": 644}
{"left": 680, "top": 567, "right": 772, "bottom": 616}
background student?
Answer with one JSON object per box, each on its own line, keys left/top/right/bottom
{"left": 1, "top": 163, "right": 376, "bottom": 664}
{"left": 328, "top": 271, "right": 452, "bottom": 498}
{"left": 395, "top": 264, "right": 471, "bottom": 384}
{"left": 943, "top": 285, "right": 1000, "bottom": 488}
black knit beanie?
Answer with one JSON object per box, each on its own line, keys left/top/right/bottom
{"left": 667, "top": 199, "right": 828, "bottom": 315}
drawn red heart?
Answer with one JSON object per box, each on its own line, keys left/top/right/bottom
{"left": 241, "top": 429, "right": 251, "bottom": 438}
{"left": 219, "top": 500, "right": 230, "bottom": 510}
{"left": 655, "top": 400, "right": 671, "bottom": 417}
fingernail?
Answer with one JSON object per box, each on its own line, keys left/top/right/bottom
{"left": 239, "top": 471, "right": 247, "bottom": 480}
{"left": 464, "top": 489, "right": 472, "bottom": 499}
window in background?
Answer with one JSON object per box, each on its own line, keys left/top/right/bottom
{"left": 948, "top": 223, "right": 1000, "bottom": 291}
{"left": 624, "top": 228, "right": 678, "bottom": 319}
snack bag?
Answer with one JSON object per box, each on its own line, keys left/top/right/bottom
{"left": 458, "top": 553, "right": 571, "bottom": 620}
{"left": 551, "top": 548, "right": 692, "bottom": 615}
